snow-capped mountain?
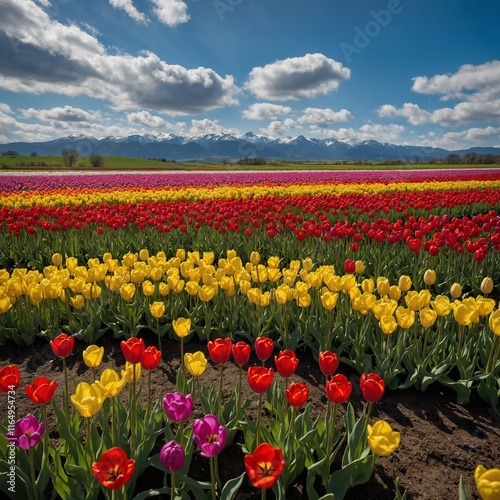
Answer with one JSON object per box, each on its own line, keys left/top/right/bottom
{"left": 1, "top": 132, "right": 499, "bottom": 162}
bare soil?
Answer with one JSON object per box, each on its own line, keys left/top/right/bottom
{"left": 1, "top": 330, "right": 499, "bottom": 499}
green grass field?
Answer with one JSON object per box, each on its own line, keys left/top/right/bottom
{"left": 1, "top": 154, "right": 499, "bottom": 171}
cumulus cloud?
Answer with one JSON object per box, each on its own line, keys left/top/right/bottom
{"left": 377, "top": 103, "right": 431, "bottom": 125}
{"left": 0, "top": 0, "right": 238, "bottom": 115}
{"left": 127, "top": 110, "right": 170, "bottom": 128}
{"left": 149, "top": 0, "right": 190, "bottom": 27}
{"left": 189, "top": 118, "right": 240, "bottom": 136}
{"left": 109, "top": 0, "right": 148, "bottom": 24}
{"left": 259, "top": 119, "right": 299, "bottom": 138}
{"left": 246, "top": 53, "right": 350, "bottom": 101}
{"left": 298, "top": 107, "right": 353, "bottom": 126}
{"left": 21, "top": 106, "right": 100, "bottom": 123}
{"left": 322, "top": 123, "right": 405, "bottom": 144}
{"left": 242, "top": 103, "right": 292, "bottom": 120}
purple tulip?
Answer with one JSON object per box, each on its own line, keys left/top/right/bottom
{"left": 192, "top": 414, "right": 228, "bottom": 457}
{"left": 160, "top": 441, "right": 185, "bottom": 472}
{"left": 162, "top": 392, "right": 193, "bottom": 422}
{"left": 14, "top": 414, "right": 45, "bottom": 450}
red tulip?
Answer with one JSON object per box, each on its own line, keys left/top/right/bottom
{"left": 25, "top": 377, "right": 57, "bottom": 405}
{"left": 141, "top": 346, "right": 162, "bottom": 370}
{"left": 325, "top": 373, "right": 352, "bottom": 404}
{"left": 344, "top": 259, "right": 356, "bottom": 273}
{"left": 0, "top": 364, "right": 20, "bottom": 392}
{"left": 244, "top": 443, "right": 285, "bottom": 489}
{"left": 231, "top": 341, "right": 251, "bottom": 366}
{"left": 286, "top": 382, "right": 309, "bottom": 408}
{"left": 274, "top": 350, "right": 299, "bottom": 378}
{"left": 360, "top": 373, "right": 385, "bottom": 403}
{"left": 50, "top": 333, "right": 74, "bottom": 359}
{"left": 120, "top": 337, "right": 145, "bottom": 364}
{"left": 247, "top": 366, "right": 274, "bottom": 393}
{"left": 254, "top": 336, "right": 274, "bottom": 362}
{"left": 207, "top": 338, "right": 232, "bottom": 365}
{"left": 318, "top": 351, "right": 339, "bottom": 376}
{"left": 92, "top": 447, "right": 136, "bottom": 490}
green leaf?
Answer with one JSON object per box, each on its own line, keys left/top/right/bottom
{"left": 220, "top": 472, "right": 245, "bottom": 500}
{"left": 458, "top": 475, "right": 469, "bottom": 500}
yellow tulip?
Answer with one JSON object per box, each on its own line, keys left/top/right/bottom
{"left": 6, "top": 278, "right": 23, "bottom": 299}
{"left": 239, "top": 279, "right": 251, "bottom": 295}
{"left": 302, "top": 257, "right": 313, "bottom": 272}
{"left": 423, "top": 269, "right": 436, "bottom": 286}
{"left": 306, "top": 271, "right": 322, "bottom": 288}
{"left": 476, "top": 296, "right": 496, "bottom": 317}
{"left": 379, "top": 315, "right": 398, "bottom": 335}
{"left": 480, "top": 277, "right": 494, "bottom": 296}
{"left": 296, "top": 293, "right": 311, "bottom": 308}
{"left": 321, "top": 291, "right": 339, "bottom": 311}
{"left": 158, "top": 282, "right": 169, "bottom": 296}
{"left": 139, "top": 248, "right": 149, "bottom": 261}
{"left": 372, "top": 298, "right": 398, "bottom": 321}
{"left": 184, "top": 351, "right": 208, "bottom": 377}
{"left": 260, "top": 291, "right": 271, "bottom": 307}
{"left": 198, "top": 284, "right": 216, "bottom": 302}
{"left": 250, "top": 251, "right": 260, "bottom": 266}
{"left": 176, "top": 249, "right": 186, "bottom": 261}
{"left": 367, "top": 421, "right": 400, "bottom": 456}
{"left": 122, "top": 252, "right": 138, "bottom": 268}
{"left": 95, "top": 369, "right": 128, "bottom": 398}
{"left": 71, "top": 382, "right": 105, "bottom": 418}
{"left": 51, "top": 252, "right": 63, "bottom": 267}
{"left": 65, "top": 257, "right": 78, "bottom": 271}
{"left": 341, "top": 274, "right": 357, "bottom": 292}
{"left": 348, "top": 286, "right": 361, "bottom": 301}
{"left": 173, "top": 317, "right": 191, "bottom": 338}
{"left": 69, "top": 277, "right": 86, "bottom": 293}
{"left": 83, "top": 345, "right": 104, "bottom": 369}
{"left": 0, "top": 293, "right": 13, "bottom": 314}
{"left": 185, "top": 281, "right": 200, "bottom": 296}
{"left": 376, "top": 277, "right": 390, "bottom": 296}
{"left": 247, "top": 288, "right": 261, "bottom": 304}
{"left": 141, "top": 280, "right": 155, "bottom": 297}
{"left": 267, "top": 256, "right": 280, "bottom": 269}
{"left": 120, "top": 283, "right": 136, "bottom": 301}
{"left": 283, "top": 269, "right": 298, "bottom": 287}
{"left": 475, "top": 465, "right": 500, "bottom": 500}
{"left": 150, "top": 266, "right": 164, "bottom": 281}
{"left": 419, "top": 307, "right": 438, "bottom": 328}
{"left": 82, "top": 283, "right": 101, "bottom": 300}
{"left": 361, "top": 279, "right": 375, "bottom": 294}
{"left": 203, "top": 252, "right": 215, "bottom": 265}
{"left": 398, "top": 275, "right": 412, "bottom": 293}
{"left": 121, "top": 361, "right": 141, "bottom": 383}
{"left": 251, "top": 265, "right": 268, "bottom": 283}
{"left": 275, "top": 285, "right": 289, "bottom": 305}
{"left": 450, "top": 282, "right": 462, "bottom": 299}
{"left": 268, "top": 268, "right": 282, "bottom": 283}
{"left": 388, "top": 285, "right": 401, "bottom": 302}
{"left": 130, "top": 268, "right": 146, "bottom": 283}
{"left": 149, "top": 301, "right": 165, "bottom": 319}
{"left": 396, "top": 306, "right": 415, "bottom": 329}
{"left": 489, "top": 309, "right": 500, "bottom": 336}
{"left": 405, "top": 291, "right": 421, "bottom": 312}
{"left": 431, "top": 295, "right": 452, "bottom": 316}
{"left": 106, "top": 259, "right": 119, "bottom": 272}
{"left": 27, "top": 284, "right": 44, "bottom": 306}
{"left": 70, "top": 294, "right": 85, "bottom": 309}
{"left": 355, "top": 260, "right": 365, "bottom": 274}
{"left": 453, "top": 299, "right": 479, "bottom": 326}
{"left": 169, "top": 276, "right": 185, "bottom": 293}
{"left": 102, "top": 252, "right": 113, "bottom": 263}
{"left": 226, "top": 249, "right": 237, "bottom": 260}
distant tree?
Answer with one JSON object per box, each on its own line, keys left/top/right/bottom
{"left": 61, "top": 148, "right": 79, "bottom": 167}
{"left": 30, "top": 152, "right": 38, "bottom": 157}
{"left": 463, "top": 152, "right": 478, "bottom": 164}
{"left": 444, "top": 153, "right": 461, "bottom": 165}
{"left": 89, "top": 153, "right": 104, "bottom": 167}
{"left": 2, "top": 150, "right": 19, "bottom": 156}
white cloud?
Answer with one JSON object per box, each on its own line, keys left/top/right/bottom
{"left": 259, "top": 119, "right": 299, "bottom": 138}
{"left": 412, "top": 60, "right": 500, "bottom": 100}
{"left": 298, "top": 107, "right": 353, "bottom": 126}
{"left": 0, "top": 0, "right": 238, "bottom": 115}
{"left": 321, "top": 123, "right": 405, "bottom": 144}
{"left": 242, "top": 103, "right": 292, "bottom": 120}
{"left": 246, "top": 53, "right": 350, "bottom": 101}
{"left": 21, "top": 106, "right": 100, "bottom": 123}
{"left": 149, "top": 0, "right": 190, "bottom": 27}
{"left": 127, "top": 111, "right": 169, "bottom": 128}
{"left": 377, "top": 103, "right": 431, "bottom": 125}
{"left": 34, "top": 0, "right": 51, "bottom": 6}
{"left": 189, "top": 119, "right": 240, "bottom": 136}
{"left": 109, "top": 0, "right": 148, "bottom": 24}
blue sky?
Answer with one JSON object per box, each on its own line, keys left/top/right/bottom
{"left": 1, "top": 0, "right": 500, "bottom": 149}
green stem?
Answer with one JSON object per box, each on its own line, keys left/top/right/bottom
{"left": 237, "top": 365, "right": 243, "bottom": 417}
{"left": 28, "top": 446, "right": 39, "bottom": 500}
{"left": 218, "top": 363, "right": 224, "bottom": 416}
{"left": 457, "top": 324, "right": 465, "bottom": 357}
{"left": 131, "top": 364, "right": 137, "bottom": 457}
{"left": 210, "top": 456, "right": 217, "bottom": 500}
{"left": 257, "top": 392, "right": 263, "bottom": 447}
{"left": 147, "top": 370, "right": 152, "bottom": 420}
{"left": 41, "top": 404, "right": 49, "bottom": 462}
{"left": 290, "top": 406, "right": 296, "bottom": 446}
{"left": 112, "top": 397, "right": 117, "bottom": 446}
{"left": 171, "top": 472, "right": 176, "bottom": 500}
{"left": 62, "top": 357, "right": 70, "bottom": 430}
{"left": 157, "top": 318, "right": 162, "bottom": 350}
{"left": 486, "top": 335, "right": 500, "bottom": 374}
{"left": 261, "top": 487, "right": 266, "bottom": 500}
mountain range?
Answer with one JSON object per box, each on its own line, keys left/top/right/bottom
{"left": 2, "top": 132, "right": 499, "bottom": 163}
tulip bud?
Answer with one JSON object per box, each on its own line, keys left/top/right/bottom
{"left": 355, "top": 260, "right": 365, "bottom": 274}
{"left": 423, "top": 269, "right": 436, "bottom": 286}
{"left": 250, "top": 251, "right": 261, "bottom": 266}
{"left": 450, "top": 282, "right": 462, "bottom": 299}
{"left": 481, "top": 277, "right": 494, "bottom": 295}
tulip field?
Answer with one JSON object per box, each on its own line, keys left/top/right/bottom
{"left": 0, "top": 167, "right": 499, "bottom": 499}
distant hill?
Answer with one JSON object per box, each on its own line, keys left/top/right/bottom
{"left": 1, "top": 132, "right": 500, "bottom": 163}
